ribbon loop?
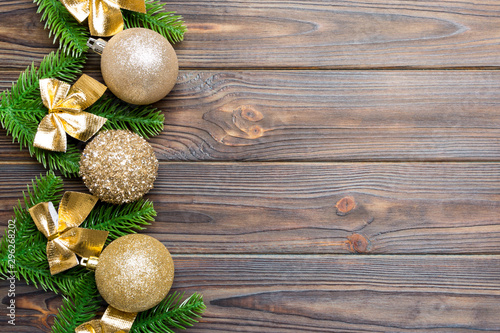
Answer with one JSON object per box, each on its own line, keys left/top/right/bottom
{"left": 61, "top": 0, "right": 146, "bottom": 37}
{"left": 33, "top": 74, "right": 107, "bottom": 152}
{"left": 28, "top": 192, "right": 109, "bottom": 275}
{"left": 76, "top": 306, "right": 137, "bottom": 333}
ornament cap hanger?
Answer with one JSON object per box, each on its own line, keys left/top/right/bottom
{"left": 81, "top": 255, "right": 100, "bottom": 270}
{"left": 87, "top": 38, "right": 107, "bottom": 55}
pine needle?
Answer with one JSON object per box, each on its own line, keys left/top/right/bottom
{"left": 50, "top": 275, "right": 103, "bottom": 333}
{"left": 34, "top": 0, "right": 186, "bottom": 51}
{"left": 132, "top": 292, "right": 207, "bottom": 333}
{"left": 33, "top": 0, "right": 89, "bottom": 56}
{"left": 0, "top": 53, "right": 164, "bottom": 177}
{"left": 123, "top": 0, "right": 187, "bottom": 44}
{"left": 0, "top": 172, "right": 155, "bottom": 294}
{"left": 0, "top": 51, "right": 86, "bottom": 177}
{"left": 87, "top": 95, "right": 164, "bottom": 139}
{"left": 0, "top": 173, "right": 206, "bottom": 333}
{"left": 81, "top": 199, "right": 156, "bottom": 243}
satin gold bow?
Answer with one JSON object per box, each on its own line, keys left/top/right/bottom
{"left": 28, "top": 192, "right": 109, "bottom": 275}
{"left": 61, "top": 0, "right": 146, "bottom": 37}
{"left": 33, "top": 74, "right": 107, "bottom": 152}
{"left": 76, "top": 306, "right": 137, "bottom": 333}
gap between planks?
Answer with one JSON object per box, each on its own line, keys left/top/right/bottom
{"left": 2, "top": 161, "right": 500, "bottom": 165}
{"left": 171, "top": 253, "right": 500, "bottom": 258}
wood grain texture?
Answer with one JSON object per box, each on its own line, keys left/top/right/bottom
{"left": 2, "top": 0, "right": 500, "bottom": 332}
{"left": 0, "top": 162, "right": 499, "bottom": 255}
{"left": 2, "top": 255, "right": 500, "bottom": 332}
{"left": 2, "top": 69, "right": 500, "bottom": 162}
{"left": 0, "top": 281, "right": 62, "bottom": 332}
{"left": 2, "top": 1, "right": 500, "bottom": 69}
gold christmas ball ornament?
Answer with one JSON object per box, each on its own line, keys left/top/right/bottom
{"left": 101, "top": 28, "right": 178, "bottom": 105}
{"left": 95, "top": 234, "right": 175, "bottom": 313}
{"left": 79, "top": 130, "right": 158, "bottom": 204}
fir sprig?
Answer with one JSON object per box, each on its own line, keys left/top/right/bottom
{"left": 51, "top": 276, "right": 102, "bottom": 333}
{"left": 34, "top": 0, "right": 186, "bottom": 53}
{"left": 34, "top": 0, "right": 90, "bottom": 56}
{"left": 0, "top": 174, "right": 206, "bottom": 332}
{"left": 82, "top": 199, "right": 155, "bottom": 243}
{"left": 0, "top": 172, "right": 156, "bottom": 294}
{"left": 0, "top": 51, "right": 86, "bottom": 176}
{"left": 88, "top": 95, "right": 164, "bottom": 139}
{"left": 0, "top": 51, "right": 85, "bottom": 108}
{"left": 0, "top": 172, "right": 86, "bottom": 293}
{"left": 0, "top": 52, "right": 164, "bottom": 177}
{"left": 132, "top": 292, "right": 206, "bottom": 333}
{"left": 123, "top": 0, "right": 187, "bottom": 44}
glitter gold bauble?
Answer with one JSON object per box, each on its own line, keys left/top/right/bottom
{"left": 80, "top": 130, "right": 158, "bottom": 204}
{"left": 95, "top": 234, "right": 175, "bottom": 313}
{"left": 101, "top": 28, "right": 178, "bottom": 105}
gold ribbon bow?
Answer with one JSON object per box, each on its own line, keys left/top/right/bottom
{"left": 61, "top": 0, "right": 146, "bottom": 37}
{"left": 75, "top": 306, "right": 137, "bottom": 333}
{"left": 28, "top": 192, "right": 109, "bottom": 275}
{"left": 33, "top": 74, "right": 107, "bottom": 152}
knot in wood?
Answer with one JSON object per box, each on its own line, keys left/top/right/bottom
{"left": 240, "top": 106, "right": 264, "bottom": 122}
{"left": 346, "top": 233, "right": 370, "bottom": 253}
{"left": 336, "top": 196, "right": 356, "bottom": 216}
{"left": 247, "top": 125, "right": 264, "bottom": 139}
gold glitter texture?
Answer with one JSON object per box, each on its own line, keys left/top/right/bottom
{"left": 101, "top": 28, "right": 178, "bottom": 105}
{"left": 95, "top": 234, "right": 175, "bottom": 313}
{"left": 80, "top": 130, "right": 158, "bottom": 204}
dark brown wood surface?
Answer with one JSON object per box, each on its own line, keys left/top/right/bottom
{"left": 3, "top": 255, "right": 500, "bottom": 332}
{"left": 2, "top": 70, "right": 500, "bottom": 162}
{"left": 1, "top": 162, "right": 500, "bottom": 255}
{"left": 2, "top": 0, "right": 500, "bottom": 69}
{"left": 1, "top": 0, "right": 500, "bottom": 332}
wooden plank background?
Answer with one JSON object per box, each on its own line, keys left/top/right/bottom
{"left": 1, "top": 0, "right": 500, "bottom": 332}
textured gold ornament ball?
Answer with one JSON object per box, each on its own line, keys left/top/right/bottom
{"left": 79, "top": 130, "right": 158, "bottom": 204}
{"left": 95, "top": 234, "right": 175, "bottom": 313}
{"left": 101, "top": 27, "right": 179, "bottom": 105}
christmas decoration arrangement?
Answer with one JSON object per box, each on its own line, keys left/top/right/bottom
{"left": 0, "top": 0, "right": 186, "bottom": 177}
{"left": 0, "top": 173, "right": 205, "bottom": 332}
{"left": 0, "top": 0, "right": 207, "bottom": 332}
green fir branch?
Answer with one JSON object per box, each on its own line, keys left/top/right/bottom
{"left": 81, "top": 199, "right": 155, "bottom": 243}
{"left": 51, "top": 275, "right": 103, "bottom": 333}
{"left": 34, "top": 0, "right": 185, "bottom": 49}
{"left": 34, "top": 144, "right": 82, "bottom": 178}
{"left": 132, "top": 292, "right": 206, "bottom": 333}
{"left": 0, "top": 172, "right": 63, "bottom": 274}
{"left": 123, "top": 0, "right": 187, "bottom": 44}
{"left": 34, "top": 0, "right": 90, "bottom": 56}
{"left": 0, "top": 173, "right": 206, "bottom": 332}
{"left": 0, "top": 51, "right": 86, "bottom": 177}
{"left": 0, "top": 51, "right": 164, "bottom": 177}
{"left": 88, "top": 95, "right": 164, "bottom": 139}
{"left": 0, "top": 51, "right": 85, "bottom": 109}
{"left": 0, "top": 173, "right": 155, "bottom": 294}
{"left": 0, "top": 172, "right": 91, "bottom": 293}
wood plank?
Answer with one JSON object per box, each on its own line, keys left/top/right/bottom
{"left": 0, "top": 280, "right": 63, "bottom": 332}
{"left": 0, "top": 162, "right": 499, "bottom": 254}
{"left": 2, "top": 70, "right": 500, "bottom": 162}
{"left": 2, "top": 255, "right": 500, "bottom": 332}
{"left": 2, "top": 1, "right": 500, "bottom": 69}
{"left": 152, "top": 70, "right": 500, "bottom": 162}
